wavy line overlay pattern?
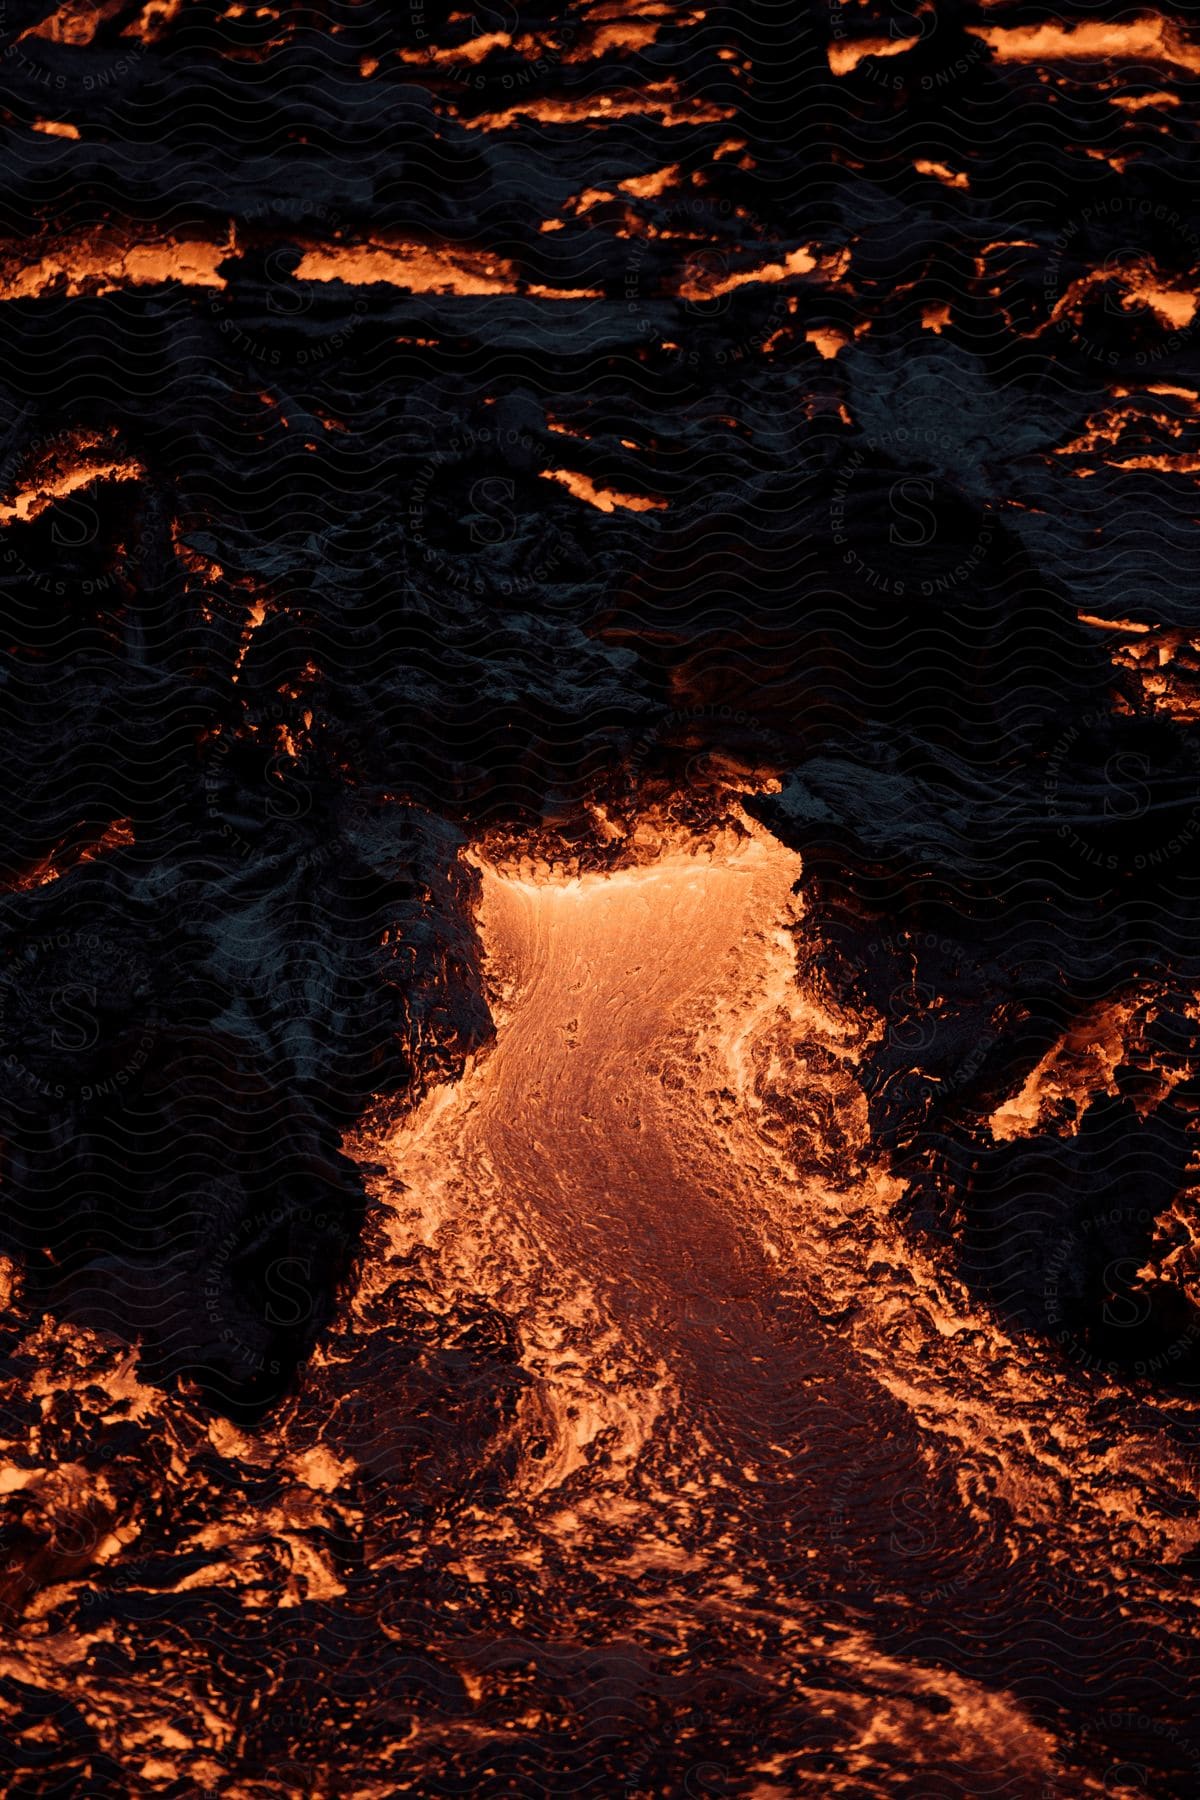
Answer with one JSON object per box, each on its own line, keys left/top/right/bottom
{"left": 1, "top": 2, "right": 1200, "bottom": 1795}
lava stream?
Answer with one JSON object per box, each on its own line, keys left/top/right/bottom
{"left": 371, "top": 821, "right": 832, "bottom": 1510}
{"left": 340, "top": 816, "right": 1192, "bottom": 1793}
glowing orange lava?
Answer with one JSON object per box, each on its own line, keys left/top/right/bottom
{"left": 335, "top": 817, "right": 1198, "bottom": 1781}
{"left": 914, "top": 158, "right": 970, "bottom": 190}
{"left": 539, "top": 468, "right": 667, "bottom": 512}
{"left": 0, "top": 236, "right": 230, "bottom": 299}
{"left": 968, "top": 15, "right": 1200, "bottom": 73}
{"left": 0, "top": 434, "right": 143, "bottom": 523}
{"left": 829, "top": 35, "right": 919, "bottom": 76}
{"left": 291, "top": 241, "right": 601, "bottom": 299}
{"left": 462, "top": 85, "right": 735, "bottom": 131}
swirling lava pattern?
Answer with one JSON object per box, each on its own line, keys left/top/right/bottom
{"left": 343, "top": 820, "right": 1199, "bottom": 1797}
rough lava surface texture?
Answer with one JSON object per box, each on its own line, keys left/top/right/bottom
{"left": 1, "top": 1, "right": 1200, "bottom": 1795}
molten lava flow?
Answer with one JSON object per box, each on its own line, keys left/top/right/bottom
{"left": 619, "top": 164, "right": 681, "bottom": 198}
{"left": 2, "top": 818, "right": 1197, "bottom": 1790}
{"left": 807, "top": 325, "right": 850, "bottom": 358}
{"left": 990, "top": 990, "right": 1191, "bottom": 1140}
{"left": 677, "top": 243, "right": 825, "bottom": 299}
{"left": 11, "top": 818, "right": 135, "bottom": 892}
{"left": 539, "top": 468, "right": 667, "bottom": 512}
{"left": 829, "top": 35, "right": 920, "bottom": 76}
{"left": 361, "top": 820, "right": 829, "bottom": 1502}
{"left": 334, "top": 817, "right": 1197, "bottom": 1789}
{"left": 0, "top": 236, "right": 230, "bottom": 298}
{"left": 462, "top": 85, "right": 735, "bottom": 131}
{"left": 914, "top": 159, "right": 970, "bottom": 190}
{"left": 1110, "top": 89, "right": 1180, "bottom": 107}
{"left": 1038, "top": 263, "right": 1200, "bottom": 336}
{"left": 290, "top": 242, "right": 601, "bottom": 299}
{"left": 968, "top": 16, "right": 1200, "bottom": 74}
{"left": 1076, "top": 609, "right": 1200, "bottom": 718}
{"left": 19, "top": 0, "right": 116, "bottom": 44}
{"left": 0, "top": 432, "right": 142, "bottom": 523}
{"left": 832, "top": 15, "right": 1200, "bottom": 79}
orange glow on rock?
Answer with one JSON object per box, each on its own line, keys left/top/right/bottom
{"left": 540, "top": 469, "right": 667, "bottom": 512}
{"left": 620, "top": 164, "right": 682, "bottom": 199}
{"left": 1040, "top": 262, "right": 1199, "bottom": 337}
{"left": 1078, "top": 613, "right": 1153, "bottom": 633}
{"left": 0, "top": 435, "right": 142, "bottom": 524}
{"left": 13, "top": 819, "right": 134, "bottom": 892}
{"left": 464, "top": 86, "right": 735, "bottom": 131}
{"left": 968, "top": 17, "right": 1200, "bottom": 73}
{"left": 0, "top": 235, "right": 230, "bottom": 299}
{"left": 805, "top": 326, "right": 849, "bottom": 358}
{"left": 21, "top": 0, "right": 116, "bottom": 45}
{"left": 397, "top": 29, "right": 511, "bottom": 65}
{"left": 563, "top": 17, "right": 664, "bottom": 59}
{"left": 1125, "top": 277, "right": 1197, "bottom": 329}
{"left": 1110, "top": 88, "right": 1180, "bottom": 106}
{"left": 232, "top": 598, "right": 269, "bottom": 679}
{"left": 829, "top": 35, "right": 920, "bottom": 76}
{"left": 991, "top": 989, "right": 1193, "bottom": 1140}
{"left": 121, "top": 0, "right": 182, "bottom": 43}
{"left": 678, "top": 244, "right": 821, "bottom": 299}
{"left": 915, "top": 158, "right": 970, "bottom": 189}
{"left": 290, "top": 241, "right": 601, "bottom": 298}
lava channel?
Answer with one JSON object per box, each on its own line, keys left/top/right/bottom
{"left": 334, "top": 814, "right": 1195, "bottom": 1792}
